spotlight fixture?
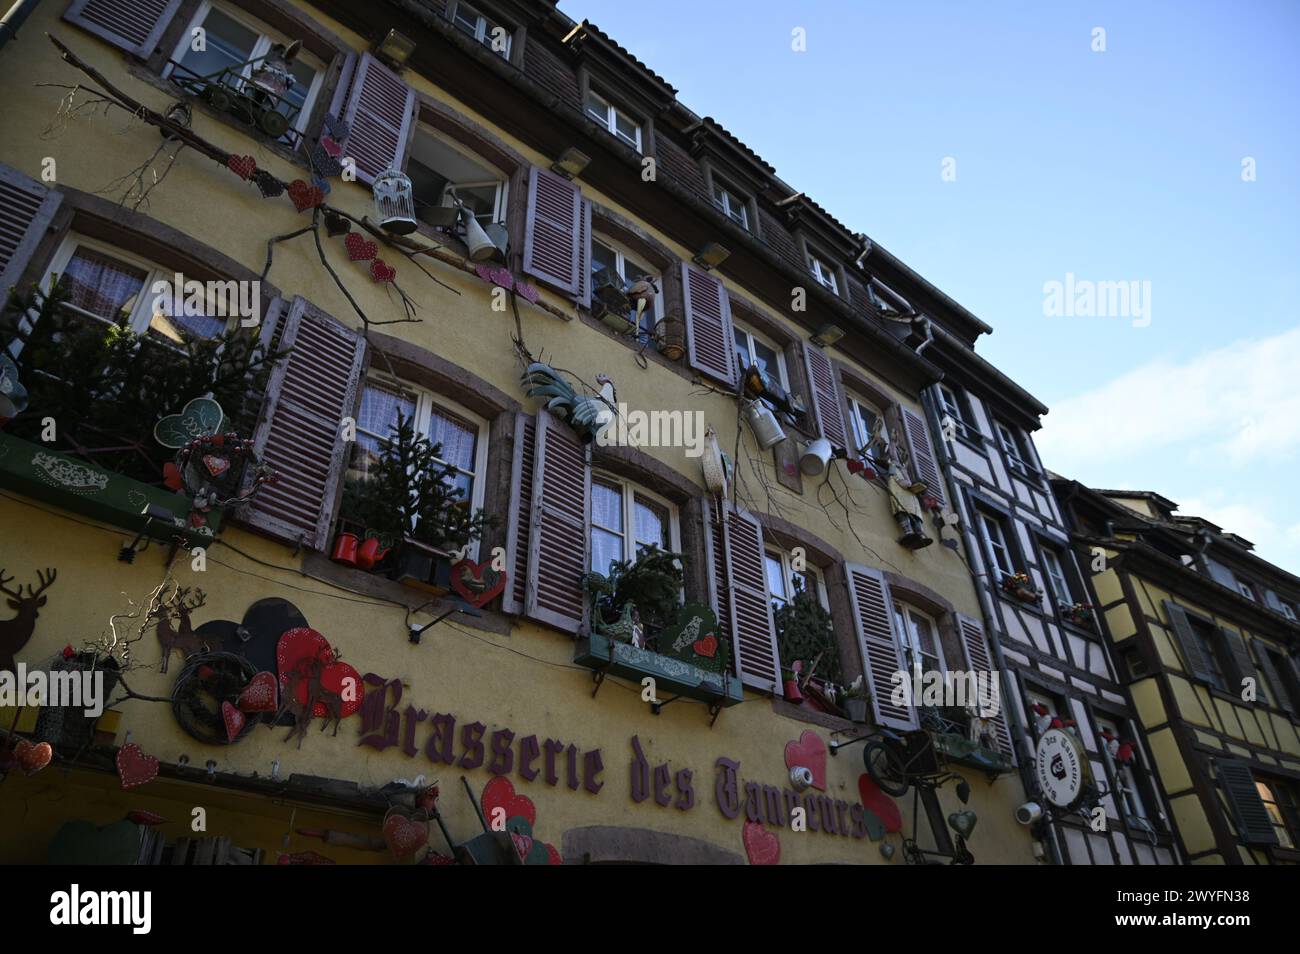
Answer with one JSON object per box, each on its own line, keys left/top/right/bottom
{"left": 692, "top": 242, "right": 730, "bottom": 271}
{"left": 376, "top": 29, "right": 416, "bottom": 68}
{"left": 118, "top": 503, "right": 177, "bottom": 562}
{"left": 810, "top": 323, "right": 845, "bottom": 348}
{"left": 409, "top": 597, "right": 482, "bottom": 644}
{"left": 550, "top": 147, "right": 590, "bottom": 180}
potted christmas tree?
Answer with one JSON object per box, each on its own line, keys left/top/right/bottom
{"left": 773, "top": 585, "right": 842, "bottom": 704}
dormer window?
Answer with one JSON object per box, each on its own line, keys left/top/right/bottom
{"left": 808, "top": 252, "right": 839, "bottom": 294}
{"left": 712, "top": 179, "right": 750, "bottom": 230}
{"left": 452, "top": 2, "right": 512, "bottom": 59}
{"left": 584, "top": 89, "right": 642, "bottom": 152}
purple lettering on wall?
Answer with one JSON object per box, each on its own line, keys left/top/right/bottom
{"left": 762, "top": 785, "right": 786, "bottom": 827}
{"left": 819, "top": 795, "right": 838, "bottom": 835}
{"left": 630, "top": 736, "right": 650, "bottom": 803}
{"left": 487, "top": 728, "right": 515, "bottom": 776}
{"left": 401, "top": 705, "right": 427, "bottom": 758}
{"left": 458, "top": 721, "right": 486, "bottom": 769}
{"left": 543, "top": 739, "right": 564, "bottom": 786}
{"left": 744, "top": 781, "right": 763, "bottom": 822}
{"left": 566, "top": 744, "right": 580, "bottom": 790}
{"left": 518, "top": 734, "right": 540, "bottom": 781}
{"left": 425, "top": 712, "right": 456, "bottom": 765}
{"left": 654, "top": 763, "right": 672, "bottom": 807}
{"left": 835, "top": 800, "right": 850, "bottom": 837}
{"left": 805, "top": 792, "right": 820, "bottom": 832}
{"left": 715, "top": 758, "right": 741, "bottom": 819}
{"left": 850, "top": 803, "right": 867, "bottom": 839}
{"left": 358, "top": 674, "right": 402, "bottom": 750}
{"left": 584, "top": 749, "right": 604, "bottom": 794}
{"left": 675, "top": 768, "right": 695, "bottom": 811}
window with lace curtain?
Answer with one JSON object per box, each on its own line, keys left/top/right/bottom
{"left": 589, "top": 475, "right": 679, "bottom": 577}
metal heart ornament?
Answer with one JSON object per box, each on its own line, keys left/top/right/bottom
{"left": 221, "top": 701, "right": 246, "bottom": 743}
{"left": 116, "top": 743, "right": 160, "bottom": 790}
{"left": 288, "top": 179, "right": 325, "bottom": 213}
{"left": 154, "top": 397, "right": 224, "bottom": 449}
{"left": 14, "top": 739, "right": 53, "bottom": 776}
{"left": 450, "top": 558, "right": 507, "bottom": 608}
{"left": 344, "top": 232, "right": 377, "bottom": 261}
{"left": 369, "top": 258, "right": 396, "bottom": 283}
{"left": 226, "top": 154, "right": 257, "bottom": 180}
{"left": 382, "top": 812, "right": 428, "bottom": 861}
{"left": 237, "top": 671, "right": 279, "bottom": 713}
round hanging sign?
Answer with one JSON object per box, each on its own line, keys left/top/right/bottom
{"left": 1034, "top": 728, "right": 1085, "bottom": 808}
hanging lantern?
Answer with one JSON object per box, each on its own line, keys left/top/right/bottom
{"left": 373, "top": 167, "right": 417, "bottom": 235}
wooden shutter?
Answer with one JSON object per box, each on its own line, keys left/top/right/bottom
{"left": 501, "top": 414, "right": 535, "bottom": 616}
{"left": 1164, "top": 601, "right": 1216, "bottom": 685}
{"left": 899, "top": 406, "right": 944, "bottom": 506}
{"left": 802, "top": 343, "right": 848, "bottom": 450}
{"left": 956, "top": 613, "right": 1014, "bottom": 760}
{"left": 1220, "top": 627, "right": 1266, "bottom": 705}
{"left": 522, "top": 166, "right": 583, "bottom": 297}
{"left": 720, "top": 504, "right": 780, "bottom": 693}
{"left": 243, "top": 296, "right": 366, "bottom": 550}
{"left": 681, "top": 262, "right": 736, "bottom": 388}
{"left": 576, "top": 199, "right": 592, "bottom": 309}
{"left": 1253, "top": 642, "right": 1295, "bottom": 716}
{"left": 844, "top": 563, "right": 915, "bottom": 729}
{"left": 63, "top": 0, "right": 182, "bottom": 58}
{"left": 524, "top": 409, "right": 590, "bottom": 632}
{"left": 0, "top": 164, "right": 63, "bottom": 297}
{"left": 1216, "top": 759, "right": 1280, "bottom": 846}
{"left": 339, "top": 53, "right": 416, "bottom": 185}
{"left": 701, "top": 498, "right": 733, "bottom": 654}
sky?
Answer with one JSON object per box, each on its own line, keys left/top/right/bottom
{"left": 559, "top": 0, "right": 1300, "bottom": 574}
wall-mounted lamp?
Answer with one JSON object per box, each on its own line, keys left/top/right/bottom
{"left": 692, "top": 242, "right": 730, "bottom": 271}
{"left": 810, "top": 323, "right": 845, "bottom": 348}
{"left": 376, "top": 29, "right": 416, "bottom": 69}
{"left": 550, "top": 147, "right": 590, "bottom": 180}
{"left": 118, "top": 503, "right": 177, "bottom": 563}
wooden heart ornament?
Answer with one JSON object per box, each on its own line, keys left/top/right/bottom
{"left": 276, "top": 628, "right": 363, "bottom": 718}
{"left": 742, "top": 820, "right": 780, "bottom": 865}
{"left": 369, "top": 258, "right": 396, "bottom": 283}
{"left": 238, "top": 671, "right": 278, "bottom": 713}
{"left": 288, "top": 179, "right": 324, "bottom": 213}
{"left": 226, "top": 154, "right": 257, "bottom": 180}
{"left": 14, "top": 739, "right": 53, "bottom": 776}
{"left": 858, "top": 773, "right": 902, "bottom": 834}
{"left": 116, "top": 743, "right": 159, "bottom": 790}
{"left": 481, "top": 776, "right": 536, "bottom": 829}
{"left": 693, "top": 634, "right": 718, "bottom": 658}
{"left": 783, "top": 729, "right": 827, "bottom": 791}
{"left": 382, "top": 812, "right": 428, "bottom": 860}
{"left": 202, "top": 454, "right": 231, "bottom": 477}
{"left": 344, "top": 232, "right": 377, "bottom": 262}
{"left": 222, "top": 701, "right": 246, "bottom": 743}
{"left": 451, "top": 559, "right": 507, "bottom": 608}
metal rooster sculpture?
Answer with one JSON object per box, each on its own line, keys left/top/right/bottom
{"left": 521, "top": 363, "right": 616, "bottom": 443}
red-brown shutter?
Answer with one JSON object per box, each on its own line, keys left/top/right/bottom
{"left": 522, "top": 166, "right": 583, "bottom": 298}
{"left": 339, "top": 53, "right": 416, "bottom": 185}
{"left": 242, "top": 296, "right": 366, "bottom": 550}
{"left": 901, "top": 406, "right": 944, "bottom": 506}
{"left": 576, "top": 198, "right": 592, "bottom": 309}
{"left": 681, "top": 262, "right": 736, "bottom": 388}
{"left": 501, "top": 413, "right": 535, "bottom": 616}
{"left": 956, "top": 612, "right": 1014, "bottom": 760}
{"left": 720, "top": 504, "right": 780, "bottom": 693}
{"left": 63, "top": 0, "right": 182, "bottom": 58}
{"left": 844, "top": 563, "right": 915, "bottom": 729}
{"left": 701, "top": 498, "right": 733, "bottom": 653}
{"left": 0, "top": 164, "right": 63, "bottom": 296}
{"left": 524, "top": 409, "right": 590, "bottom": 631}
{"left": 803, "top": 342, "right": 848, "bottom": 450}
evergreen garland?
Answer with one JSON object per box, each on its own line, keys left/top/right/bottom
{"left": 599, "top": 545, "right": 687, "bottom": 634}
{"left": 773, "top": 583, "right": 842, "bottom": 683}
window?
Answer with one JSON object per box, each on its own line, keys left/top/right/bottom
{"left": 765, "top": 549, "right": 826, "bottom": 614}
{"left": 1255, "top": 780, "right": 1297, "bottom": 849}
{"left": 808, "top": 252, "right": 838, "bottom": 294}
{"left": 712, "top": 179, "right": 749, "bottom": 230}
{"left": 168, "top": 1, "right": 325, "bottom": 145}
{"left": 977, "top": 510, "right": 1017, "bottom": 578}
{"left": 995, "top": 420, "right": 1035, "bottom": 475}
{"left": 867, "top": 280, "right": 909, "bottom": 316}
{"left": 1040, "top": 546, "right": 1075, "bottom": 610}
{"left": 733, "top": 326, "right": 789, "bottom": 396}
{"left": 451, "top": 2, "right": 512, "bottom": 59}
{"left": 591, "top": 237, "right": 661, "bottom": 336}
{"left": 589, "top": 475, "right": 679, "bottom": 577}
{"left": 1235, "top": 577, "right": 1257, "bottom": 601}
{"left": 584, "top": 89, "right": 642, "bottom": 152}
{"left": 1282, "top": 602, "right": 1297, "bottom": 622}
{"left": 347, "top": 377, "right": 488, "bottom": 555}
{"left": 1187, "top": 615, "right": 1230, "bottom": 691}
{"left": 936, "top": 384, "right": 972, "bottom": 440}
{"left": 1263, "top": 645, "right": 1300, "bottom": 711}
{"left": 893, "top": 602, "right": 945, "bottom": 677}
{"left": 847, "top": 393, "right": 887, "bottom": 461}
{"left": 1096, "top": 716, "right": 1153, "bottom": 828}
{"left": 42, "top": 236, "right": 232, "bottom": 346}
{"left": 407, "top": 128, "right": 508, "bottom": 228}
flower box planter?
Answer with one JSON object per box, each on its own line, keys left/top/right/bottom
{"left": 575, "top": 630, "right": 743, "bottom": 708}
{"left": 1062, "top": 604, "right": 1095, "bottom": 628}
{"left": 844, "top": 698, "right": 869, "bottom": 724}
{"left": 388, "top": 539, "right": 452, "bottom": 596}
{"left": 931, "top": 729, "right": 1014, "bottom": 777}
{"left": 1000, "top": 574, "right": 1041, "bottom": 605}
{"left": 0, "top": 432, "right": 220, "bottom": 548}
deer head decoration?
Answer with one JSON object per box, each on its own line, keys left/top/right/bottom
{"left": 0, "top": 568, "right": 57, "bottom": 674}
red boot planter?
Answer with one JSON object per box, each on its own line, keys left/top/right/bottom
{"left": 331, "top": 532, "right": 359, "bottom": 566}
{"left": 355, "top": 536, "right": 391, "bottom": 571}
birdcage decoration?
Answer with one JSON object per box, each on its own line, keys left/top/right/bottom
{"left": 373, "top": 167, "right": 418, "bottom": 235}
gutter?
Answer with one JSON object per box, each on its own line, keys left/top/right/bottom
{"left": 0, "top": 0, "right": 41, "bottom": 53}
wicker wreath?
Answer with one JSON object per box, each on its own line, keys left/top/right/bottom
{"left": 171, "top": 651, "right": 260, "bottom": 745}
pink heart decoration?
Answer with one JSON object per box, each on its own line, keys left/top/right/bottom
{"left": 742, "top": 820, "right": 780, "bottom": 865}
{"left": 784, "top": 729, "right": 827, "bottom": 791}
{"left": 858, "top": 773, "right": 903, "bottom": 834}
{"left": 320, "top": 135, "right": 343, "bottom": 158}
{"left": 202, "top": 454, "right": 230, "bottom": 477}
{"left": 237, "top": 671, "right": 278, "bottom": 713}
{"left": 221, "top": 701, "right": 246, "bottom": 743}
{"left": 15, "top": 739, "right": 53, "bottom": 776}
{"left": 515, "top": 281, "right": 538, "bottom": 304}
{"left": 369, "top": 258, "right": 396, "bottom": 283}
{"left": 382, "top": 813, "right": 428, "bottom": 860}
{"left": 510, "top": 830, "right": 534, "bottom": 863}
{"left": 116, "top": 743, "right": 159, "bottom": 790}
{"left": 344, "top": 232, "right": 377, "bottom": 262}
{"left": 481, "top": 776, "right": 536, "bottom": 828}
{"left": 288, "top": 179, "right": 324, "bottom": 213}
{"left": 276, "top": 628, "right": 363, "bottom": 719}
{"left": 226, "top": 154, "right": 257, "bottom": 180}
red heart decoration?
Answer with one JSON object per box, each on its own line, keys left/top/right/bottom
{"left": 742, "top": 820, "right": 780, "bottom": 865}
{"left": 510, "top": 830, "right": 534, "bottom": 863}
{"left": 344, "top": 232, "right": 377, "bottom": 262}
{"left": 202, "top": 454, "right": 230, "bottom": 477}
{"left": 545, "top": 844, "right": 562, "bottom": 866}
{"left": 369, "top": 258, "right": 396, "bottom": 283}
{"left": 127, "top": 810, "right": 168, "bottom": 826}
{"left": 276, "top": 628, "right": 363, "bottom": 719}
{"left": 320, "top": 135, "right": 343, "bottom": 158}
{"left": 288, "top": 179, "right": 324, "bottom": 213}
{"left": 226, "top": 154, "right": 257, "bottom": 180}
{"left": 783, "top": 730, "right": 827, "bottom": 791}
{"left": 450, "top": 559, "right": 507, "bottom": 608}
{"left": 116, "top": 743, "right": 159, "bottom": 790}
{"left": 222, "top": 701, "right": 246, "bottom": 743}
{"left": 693, "top": 634, "right": 718, "bottom": 658}
{"left": 382, "top": 813, "right": 428, "bottom": 860}
{"left": 238, "top": 671, "right": 278, "bottom": 713}
{"left": 858, "top": 774, "right": 902, "bottom": 834}
{"left": 15, "top": 739, "right": 52, "bottom": 776}
{"left": 162, "top": 461, "right": 183, "bottom": 491}
{"left": 481, "top": 776, "right": 536, "bottom": 829}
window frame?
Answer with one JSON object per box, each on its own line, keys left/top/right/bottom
{"left": 807, "top": 249, "right": 839, "bottom": 294}
{"left": 892, "top": 600, "right": 946, "bottom": 677}
{"left": 712, "top": 177, "right": 750, "bottom": 231}
{"left": 407, "top": 124, "right": 510, "bottom": 228}
{"left": 1095, "top": 714, "right": 1156, "bottom": 830}
{"left": 1039, "top": 544, "right": 1076, "bottom": 611}
{"left": 977, "top": 509, "right": 1017, "bottom": 579}
{"left": 450, "top": 0, "right": 513, "bottom": 60}
{"left": 588, "top": 472, "right": 681, "bottom": 577}
{"left": 765, "top": 547, "right": 828, "bottom": 613}
{"left": 733, "top": 324, "right": 790, "bottom": 393}
{"left": 846, "top": 392, "right": 887, "bottom": 462}
{"left": 1187, "top": 615, "right": 1230, "bottom": 692}
{"left": 1255, "top": 778, "right": 1297, "bottom": 849}
{"left": 590, "top": 234, "right": 663, "bottom": 335}
{"left": 995, "top": 418, "right": 1035, "bottom": 476}
{"left": 584, "top": 88, "right": 643, "bottom": 153}
{"left": 936, "top": 383, "right": 974, "bottom": 441}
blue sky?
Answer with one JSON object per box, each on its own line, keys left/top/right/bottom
{"left": 560, "top": 0, "right": 1300, "bottom": 574}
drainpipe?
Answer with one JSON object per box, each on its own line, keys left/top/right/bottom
{"left": 912, "top": 314, "right": 935, "bottom": 357}
{"left": 0, "top": 0, "right": 41, "bottom": 54}
{"left": 922, "top": 386, "right": 1064, "bottom": 866}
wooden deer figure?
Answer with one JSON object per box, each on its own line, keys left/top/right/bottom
{"left": 276, "top": 664, "right": 312, "bottom": 748}
{"left": 310, "top": 656, "right": 346, "bottom": 739}
{"left": 0, "top": 568, "right": 57, "bottom": 674}
{"left": 150, "top": 585, "right": 216, "bottom": 673}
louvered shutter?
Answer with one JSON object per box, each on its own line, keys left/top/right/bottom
{"left": 576, "top": 199, "right": 592, "bottom": 309}
{"left": 1253, "top": 642, "right": 1295, "bottom": 716}
{"left": 522, "top": 166, "right": 583, "bottom": 297}
{"left": 501, "top": 413, "right": 535, "bottom": 616}
{"left": 802, "top": 343, "right": 848, "bottom": 450}
{"left": 844, "top": 563, "right": 915, "bottom": 729}
{"left": 242, "top": 296, "right": 366, "bottom": 550}
{"left": 0, "top": 164, "right": 63, "bottom": 297}
{"left": 719, "top": 504, "right": 780, "bottom": 693}
{"left": 1216, "top": 759, "right": 1280, "bottom": 846}
{"left": 681, "top": 262, "right": 736, "bottom": 388}
{"left": 339, "top": 53, "right": 416, "bottom": 185}
{"left": 1164, "top": 601, "right": 1216, "bottom": 685}
{"left": 702, "top": 498, "right": 733, "bottom": 656}
{"left": 956, "top": 613, "right": 1014, "bottom": 760}
{"left": 900, "top": 406, "right": 944, "bottom": 506}
{"left": 63, "top": 0, "right": 182, "bottom": 58}
{"left": 1220, "top": 627, "right": 1267, "bottom": 705}
{"left": 524, "top": 409, "right": 590, "bottom": 632}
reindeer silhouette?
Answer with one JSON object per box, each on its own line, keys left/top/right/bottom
{"left": 148, "top": 584, "right": 216, "bottom": 673}
{"left": 274, "top": 652, "right": 346, "bottom": 748}
{"left": 0, "top": 568, "right": 56, "bottom": 674}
